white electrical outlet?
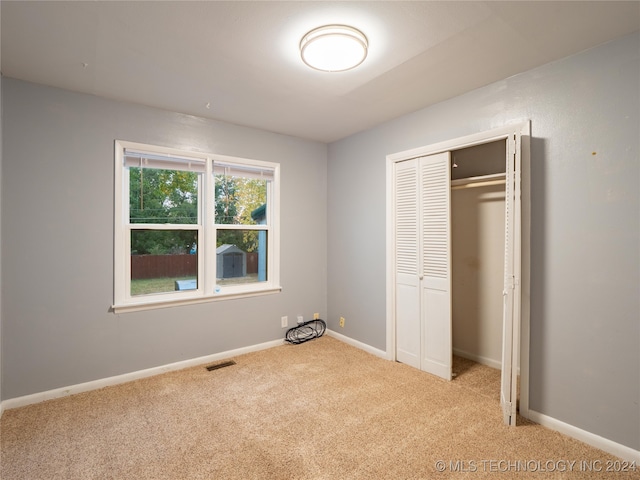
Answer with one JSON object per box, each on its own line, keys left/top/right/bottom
{"left": 281, "top": 316, "right": 288, "bottom": 328}
{"left": 313, "top": 312, "right": 320, "bottom": 320}
{"left": 297, "top": 315, "right": 304, "bottom": 324}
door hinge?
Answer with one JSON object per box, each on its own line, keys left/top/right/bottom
{"left": 503, "top": 401, "right": 516, "bottom": 415}
{"left": 505, "top": 275, "right": 519, "bottom": 289}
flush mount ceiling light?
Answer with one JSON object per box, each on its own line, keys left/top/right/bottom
{"left": 300, "top": 25, "right": 368, "bottom": 72}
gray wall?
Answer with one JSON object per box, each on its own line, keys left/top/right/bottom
{"left": 327, "top": 33, "right": 639, "bottom": 450}
{"left": 0, "top": 33, "right": 3, "bottom": 410}
{"left": 0, "top": 5, "right": 4, "bottom": 411}
{"left": 1, "top": 79, "right": 327, "bottom": 399}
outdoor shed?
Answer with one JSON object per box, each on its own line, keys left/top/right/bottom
{"left": 216, "top": 244, "right": 246, "bottom": 279}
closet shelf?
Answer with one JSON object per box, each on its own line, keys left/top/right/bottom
{"left": 451, "top": 173, "right": 506, "bottom": 190}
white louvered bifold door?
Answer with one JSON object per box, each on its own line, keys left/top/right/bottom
{"left": 394, "top": 158, "right": 421, "bottom": 369}
{"left": 420, "top": 152, "right": 452, "bottom": 380}
{"left": 500, "top": 133, "right": 522, "bottom": 426}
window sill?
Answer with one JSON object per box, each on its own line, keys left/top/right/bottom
{"left": 111, "top": 286, "right": 282, "bottom": 314}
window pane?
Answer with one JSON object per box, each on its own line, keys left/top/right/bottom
{"left": 214, "top": 173, "right": 268, "bottom": 225}
{"left": 216, "top": 229, "right": 267, "bottom": 285}
{"left": 130, "top": 230, "right": 198, "bottom": 296}
{"left": 129, "top": 167, "right": 199, "bottom": 224}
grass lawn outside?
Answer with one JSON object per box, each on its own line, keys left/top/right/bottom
{"left": 131, "top": 274, "right": 261, "bottom": 296}
{"left": 131, "top": 276, "right": 196, "bottom": 296}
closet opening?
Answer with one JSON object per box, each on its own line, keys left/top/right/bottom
{"left": 450, "top": 140, "right": 515, "bottom": 408}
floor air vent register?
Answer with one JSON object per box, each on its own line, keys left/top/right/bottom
{"left": 205, "top": 360, "right": 236, "bottom": 371}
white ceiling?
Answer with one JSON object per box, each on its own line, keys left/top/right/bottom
{"left": 2, "top": 1, "right": 639, "bottom": 143}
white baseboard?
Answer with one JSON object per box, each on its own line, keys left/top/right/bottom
{"left": 1, "top": 338, "right": 284, "bottom": 411}
{"left": 527, "top": 409, "right": 640, "bottom": 463}
{"left": 326, "top": 329, "right": 388, "bottom": 359}
{"left": 453, "top": 347, "right": 522, "bottom": 375}
{"left": 453, "top": 348, "right": 502, "bottom": 370}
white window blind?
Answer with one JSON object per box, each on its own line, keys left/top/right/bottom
{"left": 124, "top": 149, "right": 206, "bottom": 173}
{"left": 213, "top": 162, "right": 274, "bottom": 181}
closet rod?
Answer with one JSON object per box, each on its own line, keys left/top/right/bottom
{"left": 451, "top": 172, "right": 506, "bottom": 190}
{"left": 451, "top": 179, "right": 505, "bottom": 190}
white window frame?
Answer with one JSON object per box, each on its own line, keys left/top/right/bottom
{"left": 113, "top": 140, "right": 281, "bottom": 313}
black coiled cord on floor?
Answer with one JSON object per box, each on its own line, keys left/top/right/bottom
{"left": 284, "top": 319, "right": 326, "bottom": 344}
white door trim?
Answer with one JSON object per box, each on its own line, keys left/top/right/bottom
{"left": 386, "top": 121, "right": 531, "bottom": 419}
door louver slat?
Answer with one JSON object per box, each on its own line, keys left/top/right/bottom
{"left": 422, "top": 160, "right": 449, "bottom": 278}
{"left": 395, "top": 162, "right": 418, "bottom": 276}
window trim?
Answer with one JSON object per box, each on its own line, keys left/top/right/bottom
{"left": 112, "top": 140, "right": 281, "bottom": 313}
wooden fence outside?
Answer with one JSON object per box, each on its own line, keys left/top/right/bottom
{"left": 131, "top": 253, "right": 258, "bottom": 279}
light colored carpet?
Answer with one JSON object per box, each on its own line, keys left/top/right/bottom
{"left": 1, "top": 336, "right": 637, "bottom": 479}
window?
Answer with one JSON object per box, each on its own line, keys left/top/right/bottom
{"left": 113, "top": 141, "right": 280, "bottom": 312}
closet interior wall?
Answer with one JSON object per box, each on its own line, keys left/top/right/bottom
{"left": 451, "top": 140, "right": 507, "bottom": 372}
